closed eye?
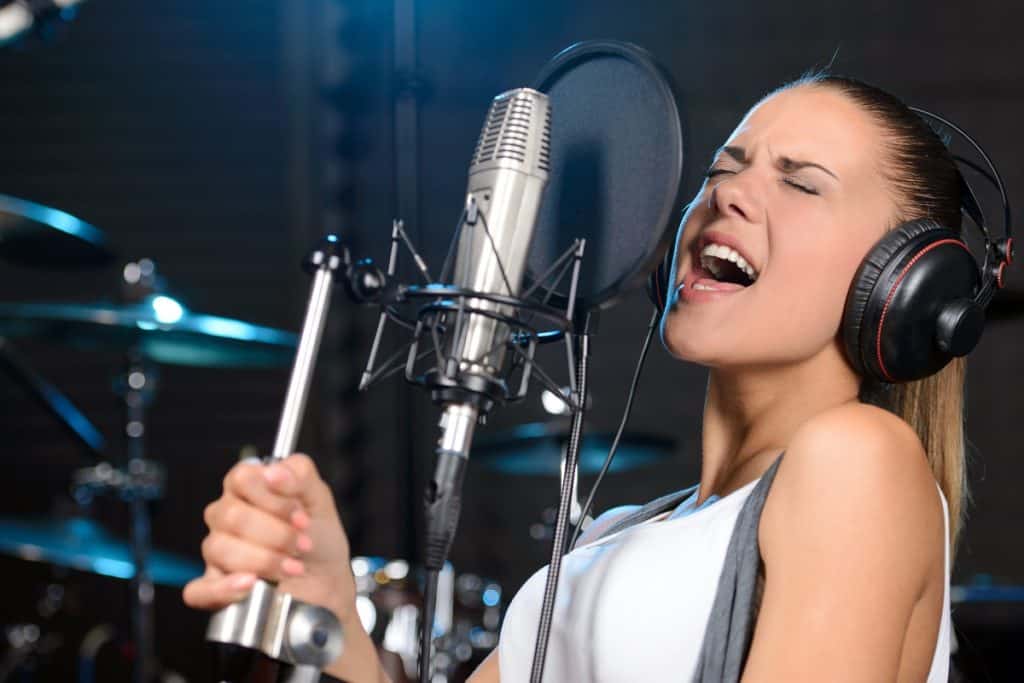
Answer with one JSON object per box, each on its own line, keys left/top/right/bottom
{"left": 783, "top": 177, "right": 818, "bottom": 195}
{"left": 706, "top": 165, "right": 819, "bottom": 195}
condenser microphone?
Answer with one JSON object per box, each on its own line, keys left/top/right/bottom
{"left": 441, "top": 87, "right": 552, "bottom": 409}
{"left": 416, "top": 87, "right": 551, "bottom": 683}
{"left": 425, "top": 86, "right": 551, "bottom": 559}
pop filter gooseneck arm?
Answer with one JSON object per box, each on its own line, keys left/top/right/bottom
{"left": 527, "top": 314, "right": 592, "bottom": 683}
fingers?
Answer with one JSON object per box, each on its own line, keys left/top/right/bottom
{"left": 201, "top": 531, "right": 307, "bottom": 582}
{"left": 182, "top": 567, "right": 258, "bottom": 611}
{"left": 186, "top": 454, "right": 332, "bottom": 615}
{"left": 205, "top": 495, "right": 311, "bottom": 556}
{"left": 223, "top": 460, "right": 298, "bottom": 521}
{"left": 263, "top": 454, "right": 333, "bottom": 513}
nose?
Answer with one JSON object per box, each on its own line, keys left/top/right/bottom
{"left": 708, "top": 174, "right": 762, "bottom": 224}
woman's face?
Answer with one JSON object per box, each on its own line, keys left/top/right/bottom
{"left": 661, "top": 85, "right": 900, "bottom": 370}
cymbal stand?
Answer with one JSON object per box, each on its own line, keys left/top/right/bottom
{"left": 71, "top": 260, "right": 166, "bottom": 683}
{"left": 123, "top": 352, "right": 161, "bottom": 683}
{"left": 72, "top": 353, "right": 164, "bottom": 683}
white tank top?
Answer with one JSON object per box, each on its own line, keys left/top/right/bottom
{"left": 498, "top": 477, "right": 951, "bottom": 682}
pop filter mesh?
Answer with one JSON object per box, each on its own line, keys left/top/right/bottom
{"left": 527, "top": 41, "right": 686, "bottom": 311}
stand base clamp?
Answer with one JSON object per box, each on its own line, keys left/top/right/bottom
{"left": 207, "top": 579, "right": 343, "bottom": 680}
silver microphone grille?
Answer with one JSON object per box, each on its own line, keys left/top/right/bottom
{"left": 470, "top": 88, "right": 551, "bottom": 178}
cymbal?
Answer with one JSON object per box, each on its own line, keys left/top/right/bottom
{"left": 0, "top": 517, "right": 202, "bottom": 587}
{"left": 475, "top": 422, "right": 674, "bottom": 476}
{"left": 0, "top": 299, "right": 297, "bottom": 367}
{"left": 0, "top": 194, "right": 116, "bottom": 269}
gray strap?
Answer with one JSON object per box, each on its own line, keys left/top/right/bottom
{"left": 693, "top": 454, "right": 784, "bottom": 683}
{"left": 580, "top": 483, "right": 700, "bottom": 547}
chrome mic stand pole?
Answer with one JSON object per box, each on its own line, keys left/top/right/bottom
{"left": 206, "top": 236, "right": 346, "bottom": 683}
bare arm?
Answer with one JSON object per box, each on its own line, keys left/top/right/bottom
{"left": 323, "top": 612, "right": 393, "bottom": 683}
{"left": 741, "top": 403, "right": 945, "bottom": 681}
{"left": 183, "top": 455, "right": 393, "bottom": 683}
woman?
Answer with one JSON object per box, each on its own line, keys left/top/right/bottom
{"left": 184, "top": 74, "right": 967, "bottom": 681}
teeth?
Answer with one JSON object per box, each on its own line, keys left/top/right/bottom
{"left": 700, "top": 243, "right": 758, "bottom": 282}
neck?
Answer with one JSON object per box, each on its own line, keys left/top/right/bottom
{"left": 697, "top": 343, "right": 860, "bottom": 502}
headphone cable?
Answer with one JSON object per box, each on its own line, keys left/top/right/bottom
{"left": 569, "top": 306, "right": 659, "bottom": 550}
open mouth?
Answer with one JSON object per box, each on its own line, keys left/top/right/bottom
{"left": 688, "top": 242, "right": 760, "bottom": 292}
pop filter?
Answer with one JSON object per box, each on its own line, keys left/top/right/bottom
{"left": 526, "top": 40, "right": 687, "bottom": 312}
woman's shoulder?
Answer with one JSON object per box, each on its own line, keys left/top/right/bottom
{"left": 781, "top": 401, "right": 933, "bottom": 491}
{"left": 761, "top": 400, "right": 944, "bottom": 584}
{"left": 789, "top": 400, "right": 924, "bottom": 459}
{"left": 774, "top": 400, "right": 940, "bottom": 515}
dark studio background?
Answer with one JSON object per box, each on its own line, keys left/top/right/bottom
{"left": 0, "top": 0, "right": 1021, "bottom": 680}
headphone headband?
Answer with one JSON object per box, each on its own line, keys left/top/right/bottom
{"left": 909, "top": 106, "right": 1014, "bottom": 305}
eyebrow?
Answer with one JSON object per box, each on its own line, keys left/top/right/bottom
{"left": 715, "top": 145, "right": 839, "bottom": 181}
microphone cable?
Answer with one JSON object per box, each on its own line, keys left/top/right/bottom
{"left": 569, "top": 306, "right": 659, "bottom": 550}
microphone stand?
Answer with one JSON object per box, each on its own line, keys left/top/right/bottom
{"left": 417, "top": 403, "right": 476, "bottom": 683}
{"left": 206, "top": 236, "right": 348, "bottom": 683}
{"left": 203, "top": 223, "right": 586, "bottom": 683}
{"left": 403, "top": 240, "right": 588, "bottom": 683}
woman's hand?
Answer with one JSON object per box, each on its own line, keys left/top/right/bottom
{"left": 182, "top": 454, "right": 355, "bottom": 623}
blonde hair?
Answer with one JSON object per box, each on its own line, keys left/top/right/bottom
{"left": 862, "top": 358, "right": 968, "bottom": 551}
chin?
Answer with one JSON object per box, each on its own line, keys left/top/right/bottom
{"left": 659, "top": 314, "right": 729, "bottom": 365}
{"left": 661, "top": 314, "right": 839, "bottom": 373}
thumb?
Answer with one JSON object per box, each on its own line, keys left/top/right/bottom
{"left": 183, "top": 568, "right": 257, "bottom": 611}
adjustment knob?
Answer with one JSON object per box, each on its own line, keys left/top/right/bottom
{"left": 935, "top": 298, "right": 984, "bottom": 356}
{"left": 347, "top": 259, "right": 387, "bottom": 303}
{"left": 997, "top": 237, "right": 1014, "bottom": 265}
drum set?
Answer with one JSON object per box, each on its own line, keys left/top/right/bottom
{"left": 0, "top": 194, "right": 666, "bottom": 682}
{"left": 0, "top": 193, "right": 302, "bottom": 682}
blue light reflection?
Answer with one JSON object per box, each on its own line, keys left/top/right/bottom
{"left": 151, "top": 295, "right": 184, "bottom": 324}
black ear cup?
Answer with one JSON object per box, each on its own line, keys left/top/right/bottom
{"left": 646, "top": 243, "right": 675, "bottom": 313}
{"left": 843, "top": 219, "right": 982, "bottom": 383}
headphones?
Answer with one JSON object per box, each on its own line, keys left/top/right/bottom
{"left": 647, "top": 107, "right": 1014, "bottom": 383}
